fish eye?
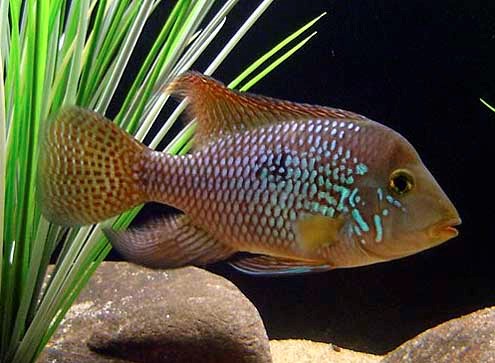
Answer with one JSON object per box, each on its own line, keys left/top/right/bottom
{"left": 389, "top": 169, "right": 414, "bottom": 196}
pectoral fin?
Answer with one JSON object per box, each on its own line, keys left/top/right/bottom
{"left": 104, "top": 215, "right": 235, "bottom": 269}
{"left": 229, "top": 254, "right": 332, "bottom": 276}
{"left": 295, "top": 214, "right": 345, "bottom": 252}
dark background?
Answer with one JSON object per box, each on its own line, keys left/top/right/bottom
{"left": 111, "top": 0, "right": 493, "bottom": 354}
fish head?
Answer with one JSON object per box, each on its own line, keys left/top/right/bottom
{"left": 345, "top": 124, "right": 461, "bottom": 263}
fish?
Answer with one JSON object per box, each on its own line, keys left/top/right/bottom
{"left": 37, "top": 71, "right": 461, "bottom": 275}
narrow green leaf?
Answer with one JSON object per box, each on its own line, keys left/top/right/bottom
{"left": 481, "top": 98, "right": 495, "bottom": 113}
{"left": 229, "top": 12, "right": 326, "bottom": 89}
{"left": 239, "top": 31, "right": 318, "bottom": 91}
{"left": 77, "top": 0, "right": 107, "bottom": 106}
{"left": 94, "top": 0, "right": 155, "bottom": 113}
{"left": 0, "top": 35, "right": 6, "bottom": 315}
{"left": 63, "top": 0, "right": 90, "bottom": 105}
{"left": 115, "top": 0, "right": 191, "bottom": 126}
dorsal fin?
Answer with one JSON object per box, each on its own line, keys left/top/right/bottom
{"left": 166, "top": 71, "right": 367, "bottom": 146}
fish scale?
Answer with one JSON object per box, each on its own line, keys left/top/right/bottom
{"left": 136, "top": 117, "right": 374, "bottom": 260}
{"left": 38, "top": 71, "right": 460, "bottom": 275}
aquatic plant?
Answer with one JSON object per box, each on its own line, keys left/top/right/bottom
{"left": 0, "top": 0, "right": 324, "bottom": 361}
{"left": 480, "top": 98, "right": 495, "bottom": 113}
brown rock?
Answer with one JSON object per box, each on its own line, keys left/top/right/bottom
{"left": 39, "top": 262, "right": 271, "bottom": 363}
{"left": 381, "top": 307, "right": 495, "bottom": 363}
{"left": 270, "top": 339, "right": 381, "bottom": 363}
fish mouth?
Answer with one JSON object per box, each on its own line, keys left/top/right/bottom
{"left": 432, "top": 217, "right": 462, "bottom": 240}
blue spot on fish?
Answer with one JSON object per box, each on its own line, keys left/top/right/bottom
{"left": 352, "top": 209, "right": 370, "bottom": 232}
{"left": 355, "top": 163, "right": 368, "bottom": 175}
{"left": 374, "top": 214, "right": 383, "bottom": 242}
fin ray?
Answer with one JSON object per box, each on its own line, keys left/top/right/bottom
{"left": 105, "top": 215, "right": 236, "bottom": 269}
{"left": 166, "top": 71, "right": 367, "bottom": 146}
{"left": 38, "top": 106, "right": 149, "bottom": 226}
{"left": 229, "top": 254, "right": 332, "bottom": 276}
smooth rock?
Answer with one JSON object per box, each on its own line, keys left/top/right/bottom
{"left": 381, "top": 306, "right": 495, "bottom": 363}
{"left": 39, "top": 262, "right": 271, "bottom": 363}
{"left": 270, "top": 339, "right": 381, "bottom": 363}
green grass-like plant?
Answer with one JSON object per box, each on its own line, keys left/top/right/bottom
{"left": 0, "top": 0, "right": 325, "bottom": 362}
{"left": 480, "top": 98, "right": 495, "bottom": 113}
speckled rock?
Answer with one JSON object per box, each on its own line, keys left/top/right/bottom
{"left": 381, "top": 306, "right": 495, "bottom": 363}
{"left": 39, "top": 262, "right": 271, "bottom": 363}
{"left": 270, "top": 339, "right": 381, "bottom": 363}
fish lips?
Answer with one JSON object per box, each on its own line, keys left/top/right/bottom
{"left": 430, "top": 216, "right": 462, "bottom": 241}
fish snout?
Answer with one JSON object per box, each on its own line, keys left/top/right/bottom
{"left": 430, "top": 215, "right": 461, "bottom": 241}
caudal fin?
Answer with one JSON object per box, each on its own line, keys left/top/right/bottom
{"left": 38, "top": 106, "right": 149, "bottom": 226}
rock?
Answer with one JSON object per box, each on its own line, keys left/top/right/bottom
{"left": 270, "top": 339, "right": 381, "bottom": 363}
{"left": 381, "top": 307, "right": 495, "bottom": 363}
{"left": 39, "top": 262, "right": 272, "bottom": 363}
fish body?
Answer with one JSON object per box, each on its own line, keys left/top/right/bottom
{"left": 38, "top": 72, "right": 461, "bottom": 275}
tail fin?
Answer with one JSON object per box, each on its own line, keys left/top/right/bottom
{"left": 38, "top": 106, "right": 149, "bottom": 226}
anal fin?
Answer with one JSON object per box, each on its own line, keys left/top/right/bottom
{"left": 229, "top": 255, "right": 332, "bottom": 276}
{"left": 104, "top": 215, "right": 235, "bottom": 269}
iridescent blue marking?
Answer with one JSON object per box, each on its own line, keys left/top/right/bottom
{"left": 353, "top": 225, "right": 362, "bottom": 236}
{"left": 289, "top": 210, "right": 297, "bottom": 221}
{"left": 308, "top": 158, "right": 316, "bottom": 170}
{"left": 377, "top": 188, "right": 384, "bottom": 201}
{"left": 284, "top": 155, "right": 292, "bottom": 167}
{"left": 325, "top": 194, "right": 337, "bottom": 206}
{"left": 285, "top": 180, "right": 293, "bottom": 193}
{"left": 293, "top": 180, "right": 301, "bottom": 194}
{"left": 355, "top": 163, "right": 368, "bottom": 175}
{"left": 327, "top": 206, "right": 336, "bottom": 217}
{"left": 317, "top": 175, "right": 325, "bottom": 186}
{"left": 382, "top": 209, "right": 389, "bottom": 216}
{"left": 310, "top": 202, "right": 320, "bottom": 213}
{"left": 352, "top": 209, "right": 370, "bottom": 232}
{"left": 386, "top": 195, "right": 402, "bottom": 208}
{"left": 292, "top": 156, "right": 300, "bottom": 167}
{"left": 310, "top": 184, "right": 318, "bottom": 198}
{"left": 349, "top": 188, "right": 359, "bottom": 208}
{"left": 293, "top": 168, "right": 302, "bottom": 179}
{"left": 374, "top": 214, "right": 383, "bottom": 242}
{"left": 301, "top": 158, "right": 308, "bottom": 169}
{"left": 334, "top": 185, "right": 350, "bottom": 212}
